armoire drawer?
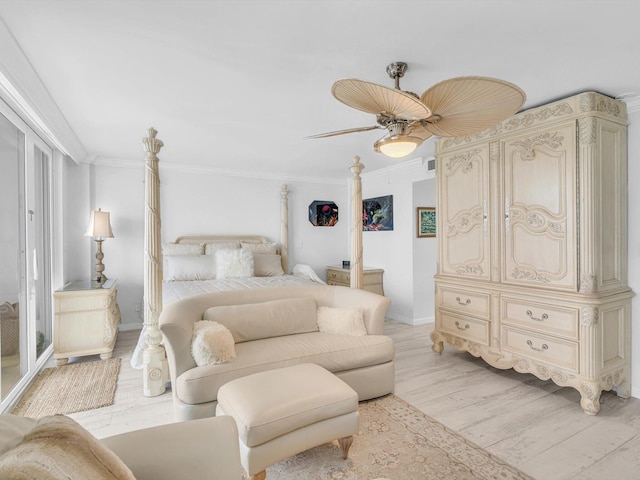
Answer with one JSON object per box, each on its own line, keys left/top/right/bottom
{"left": 440, "top": 287, "right": 490, "bottom": 319}
{"left": 501, "top": 326, "right": 579, "bottom": 372}
{"left": 501, "top": 297, "right": 579, "bottom": 340}
{"left": 439, "top": 312, "right": 490, "bottom": 345}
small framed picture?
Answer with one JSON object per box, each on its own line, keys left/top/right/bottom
{"left": 417, "top": 207, "right": 436, "bottom": 238}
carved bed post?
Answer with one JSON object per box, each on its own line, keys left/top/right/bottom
{"left": 349, "top": 156, "right": 364, "bottom": 289}
{"left": 280, "top": 184, "right": 289, "bottom": 273}
{"left": 142, "top": 127, "right": 168, "bottom": 397}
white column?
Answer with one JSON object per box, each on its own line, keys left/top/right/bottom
{"left": 349, "top": 156, "right": 364, "bottom": 289}
{"left": 141, "top": 127, "right": 168, "bottom": 397}
{"left": 280, "top": 184, "right": 289, "bottom": 273}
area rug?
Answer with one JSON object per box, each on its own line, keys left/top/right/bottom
{"left": 12, "top": 358, "right": 121, "bottom": 418}
{"left": 262, "top": 394, "right": 533, "bottom": 480}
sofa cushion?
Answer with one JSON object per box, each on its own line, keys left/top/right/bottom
{"left": 176, "top": 332, "right": 394, "bottom": 405}
{"left": 191, "top": 321, "right": 236, "bottom": 366}
{"left": 203, "top": 297, "right": 318, "bottom": 343}
{"left": 317, "top": 306, "right": 367, "bottom": 336}
{"left": 0, "top": 415, "right": 135, "bottom": 480}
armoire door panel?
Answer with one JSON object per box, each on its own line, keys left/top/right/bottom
{"left": 502, "top": 124, "right": 577, "bottom": 290}
{"left": 439, "top": 145, "right": 490, "bottom": 280}
{"left": 510, "top": 226, "right": 566, "bottom": 280}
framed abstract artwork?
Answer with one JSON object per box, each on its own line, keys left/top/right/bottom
{"left": 417, "top": 207, "right": 436, "bottom": 238}
{"left": 363, "top": 195, "right": 393, "bottom": 231}
{"left": 308, "top": 201, "right": 339, "bottom": 226}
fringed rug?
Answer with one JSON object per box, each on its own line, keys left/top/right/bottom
{"left": 12, "top": 358, "right": 121, "bottom": 418}
{"left": 262, "top": 394, "right": 533, "bottom": 480}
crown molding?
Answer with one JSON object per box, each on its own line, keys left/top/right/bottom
{"left": 361, "top": 157, "right": 436, "bottom": 181}
{"left": 0, "top": 19, "right": 86, "bottom": 162}
{"left": 84, "top": 155, "right": 346, "bottom": 185}
{"left": 623, "top": 96, "right": 640, "bottom": 113}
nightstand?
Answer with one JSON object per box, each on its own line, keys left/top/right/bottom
{"left": 53, "top": 279, "right": 121, "bottom": 366}
{"left": 326, "top": 266, "right": 384, "bottom": 296}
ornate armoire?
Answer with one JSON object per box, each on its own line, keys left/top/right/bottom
{"left": 431, "top": 91, "right": 632, "bottom": 415}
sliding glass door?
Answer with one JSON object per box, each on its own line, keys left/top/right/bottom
{"left": 0, "top": 110, "right": 25, "bottom": 400}
{"left": 0, "top": 102, "right": 53, "bottom": 406}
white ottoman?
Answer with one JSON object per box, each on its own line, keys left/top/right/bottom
{"left": 216, "top": 363, "right": 359, "bottom": 480}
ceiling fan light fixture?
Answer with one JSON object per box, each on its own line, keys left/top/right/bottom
{"left": 374, "top": 134, "right": 422, "bottom": 158}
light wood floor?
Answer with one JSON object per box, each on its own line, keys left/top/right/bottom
{"left": 63, "top": 322, "right": 640, "bottom": 480}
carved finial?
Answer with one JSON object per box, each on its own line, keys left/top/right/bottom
{"left": 142, "top": 127, "right": 164, "bottom": 155}
{"left": 280, "top": 184, "right": 288, "bottom": 198}
{"left": 350, "top": 155, "right": 364, "bottom": 176}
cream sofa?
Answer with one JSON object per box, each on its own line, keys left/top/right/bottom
{"left": 0, "top": 414, "right": 242, "bottom": 480}
{"left": 159, "top": 285, "right": 394, "bottom": 421}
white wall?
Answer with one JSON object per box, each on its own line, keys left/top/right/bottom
{"left": 626, "top": 106, "right": 640, "bottom": 399}
{"left": 61, "top": 157, "right": 90, "bottom": 285}
{"left": 78, "top": 162, "right": 349, "bottom": 329}
{"left": 412, "top": 178, "right": 437, "bottom": 324}
{"left": 360, "top": 158, "right": 435, "bottom": 324}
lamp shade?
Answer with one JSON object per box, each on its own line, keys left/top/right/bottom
{"left": 84, "top": 209, "right": 114, "bottom": 239}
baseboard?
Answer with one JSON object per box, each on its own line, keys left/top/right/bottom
{"left": 118, "top": 322, "right": 143, "bottom": 332}
{"left": 386, "top": 314, "right": 434, "bottom": 326}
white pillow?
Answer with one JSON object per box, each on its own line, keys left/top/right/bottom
{"left": 164, "top": 255, "right": 215, "bottom": 281}
{"left": 162, "top": 243, "right": 203, "bottom": 255}
{"left": 215, "top": 248, "right": 254, "bottom": 279}
{"left": 191, "top": 321, "right": 236, "bottom": 366}
{"left": 317, "top": 306, "right": 368, "bottom": 336}
{"left": 204, "top": 241, "right": 240, "bottom": 255}
{"left": 253, "top": 254, "right": 285, "bottom": 276}
{"left": 240, "top": 242, "right": 278, "bottom": 254}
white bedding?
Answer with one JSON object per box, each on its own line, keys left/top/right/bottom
{"left": 163, "top": 273, "right": 322, "bottom": 305}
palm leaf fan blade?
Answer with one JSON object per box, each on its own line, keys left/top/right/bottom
{"left": 332, "top": 79, "right": 431, "bottom": 120}
{"left": 421, "top": 76, "right": 525, "bottom": 137}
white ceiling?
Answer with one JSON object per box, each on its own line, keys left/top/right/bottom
{"left": 0, "top": 0, "right": 639, "bottom": 180}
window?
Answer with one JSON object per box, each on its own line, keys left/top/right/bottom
{"left": 0, "top": 100, "right": 53, "bottom": 409}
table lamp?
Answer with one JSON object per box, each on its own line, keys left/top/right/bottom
{"left": 84, "top": 208, "right": 114, "bottom": 284}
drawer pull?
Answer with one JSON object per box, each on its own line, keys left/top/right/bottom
{"left": 454, "top": 321, "right": 470, "bottom": 331}
{"left": 526, "top": 339, "right": 549, "bottom": 352}
{"left": 456, "top": 297, "right": 471, "bottom": 306}
{"left": 526, "top": 310, "right": 549, "bottom": 322}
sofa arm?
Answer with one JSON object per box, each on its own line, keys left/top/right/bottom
{"left": 100, "top": 416, "right": 241, "bottom": 480}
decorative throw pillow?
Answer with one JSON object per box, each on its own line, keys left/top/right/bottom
{"left": 317, "top": 306, "right": 368, "bottom": 336}
{"left": 253, "top": 254, "right": 285, "bottom": 276}
{"left": 164, "top": 255, "right": 215, "bottom": 281}
{"left": 162, "top": 243, "right": 203, "bottom": 256}
{"left": 240, "top": 242, "right": 278, "bottom": 254}
{"left": 0, "top": 415, "right": 135, "bottom": 480}
{"left": 215, "top": 248, "right": 254, "bottom": 279}
{"left": 204, "top": 241, "right": 240, "bottom": 255}
{"left": 191, "top": 321, "right": 236, "bottom": 366}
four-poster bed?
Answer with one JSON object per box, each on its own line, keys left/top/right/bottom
{"left": 140, "top": 128, "right": 366, "bottom": 396}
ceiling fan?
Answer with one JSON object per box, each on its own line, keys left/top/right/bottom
{"left": 308, "top": 62, "right": 526, "bottom": 158}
